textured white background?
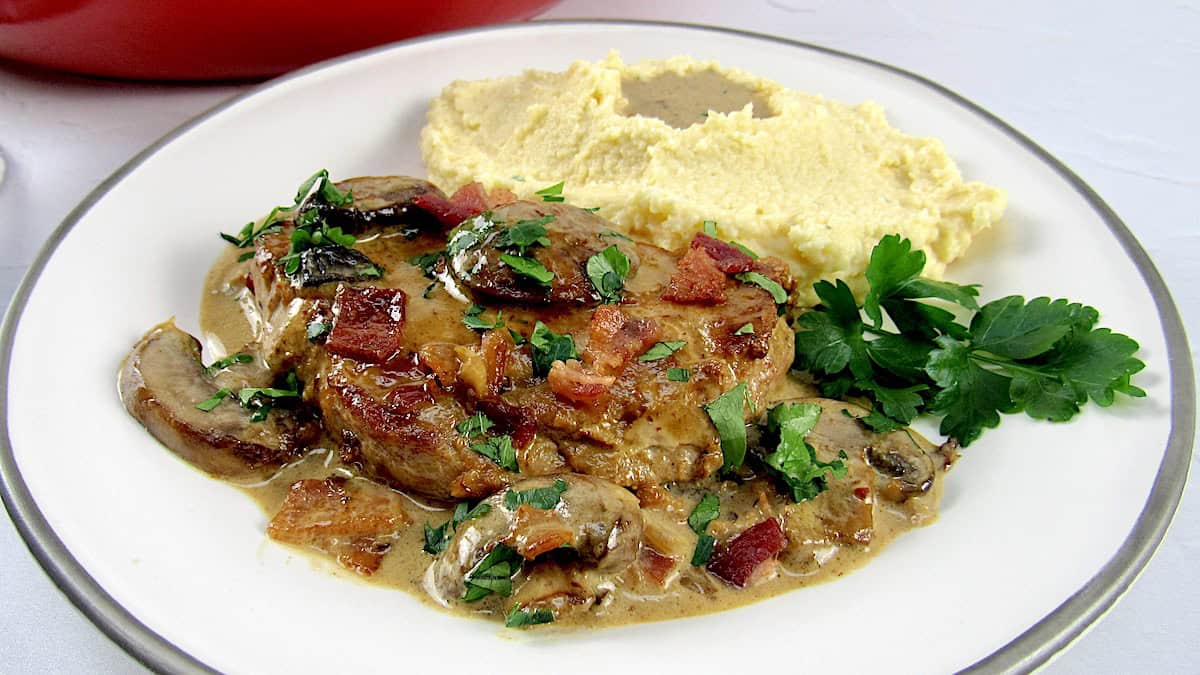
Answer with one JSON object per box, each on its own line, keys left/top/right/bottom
{"left": 0, "top": 1, "right": 1196, "bottom": 672}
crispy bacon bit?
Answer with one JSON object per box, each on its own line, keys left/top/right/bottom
{"left": 479, "top": 328, "right": 513, "bottom": 397}
{"left": 639, "top": 546, "right": 677, "bottom": 586}
{"left": 661, "top": 246, "right": 728, "bottom": 305}
{"left": 707, "top": 518, "right": 787, "bottom": 588}
{"left": 477, "top": 397, "right": 538, "bottom": 450}
{"left": 690, "top": 232, "right": 756, "bottom": 274}
{"left": 749, "top": 255, "right": 795, "bottom": 291}
{"left": 417, "top": 343, "right": 460, "bottom": 389}
{"left": 547, "top": 359, "right": 616, "bottom": 404}
{"left": 267, "top": 476, "right": 411, "bottom": 575}
{"left": 510, "top": 505, "right": 573, "bottom": 559}
{"left": 584, "top": 306, "right": 661, "bottom": 376}
{"left": 854, "top": 486, "right": 872, "bottom": 501}
{"left": 325, "top": 286, "right": 407, "bottom": 364}
{"left": 410, "top": 182, "right": 516, "bottom": 228}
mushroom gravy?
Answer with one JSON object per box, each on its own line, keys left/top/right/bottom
{"left": 190, "top": 225, "right": 948, "bottom": 628}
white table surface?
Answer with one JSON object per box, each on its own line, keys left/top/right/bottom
{"left": 1, "top": 1, "right": 1196, "bottom": 672}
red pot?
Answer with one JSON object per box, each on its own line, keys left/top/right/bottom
{"left": 0, "top": 0, "right": 559, "bottom": 80}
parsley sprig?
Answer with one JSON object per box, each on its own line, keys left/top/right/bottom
{"left": 423, "top": 501, "right": 492, "bottom": 555}
{"left": 794, "top": 235, "right": 1145, "bottom": 445}
{"left": 759, "top": 403, "right": 847, "bottom": 502}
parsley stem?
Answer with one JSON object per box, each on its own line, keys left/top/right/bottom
{"left": 969, "top": 352, "right": 1053, "bottom": 378}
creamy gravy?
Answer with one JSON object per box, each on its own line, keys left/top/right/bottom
{"left": 620, "top": 70, "right": 774, "bottom": 129}
{"left": 199, "top": 250, "right": 941, "bottom": 628}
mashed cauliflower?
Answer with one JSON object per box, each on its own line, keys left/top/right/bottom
{"left": 420, "top": 52, "right": 1005, "bottom": 304}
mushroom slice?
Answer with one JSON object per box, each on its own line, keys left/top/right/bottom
{"left": 423, "top": 474, "right": 643, "bottom": 606}
{"left": 118, "top": 321, "right": 319, "bottom": 480}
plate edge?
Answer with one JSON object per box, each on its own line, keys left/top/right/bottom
{"left": 0, "top": 17, "right": 1192, "bottom": 675}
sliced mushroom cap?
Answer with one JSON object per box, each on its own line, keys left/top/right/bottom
{"left": 314, "top": 176, "right": 446, "bottom": 233}
{"left": 423, "top": 473, "right": 643, "bottom": 606}
{"left": 447, "top": 201, "right": 640, "bottom": 305}
{"left": 118, "top": 321, "right": 319, "bottom": 480}
{"left": 866, "top": 445, "right": 936, "bottom": 500}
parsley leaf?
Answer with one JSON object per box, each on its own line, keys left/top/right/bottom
{"left": 638, "top": 340, "right": 686, "bottom": 362}
{"left": 470, "top": 435, "right": 519, "bottom": 472}
{"left": 586, "top": 245, "right": 631, "bottom": 303}
{"left": 704, "top": 383, "right": 750, "bottom": 472}
{"left": 500, "top": 253, "right": 554, "bottom": 285}
{"left": 534, "top": 181, "right": 565, "bottom": 202}
{"left": 687, "top": 494, "right": 720, "bottom": 534}
{"left": 505, "top": 604, "right": 555, "bottom": 628}
{"left": 463, "top": 303, "right": 504, "bottom": 331}
{"left": 862, "top": 234, "right": 978, "bottom": 328}
{"left": 970, "top": 296, "right": 1077, "bottom": 360}
{"left": 496, "top": 216, "right": 553, "bottom": 253}
{"left": 925, "top": 336, "right": 1015, "bottom": 446}
{"left": 735, "top": 271, "right": 787, "bottom": 305}
{"left": 423, "top": 502, "right": 492, "bottom": 555}
{"left": 691, "top": 534, "right": 716, "bottom": 566}
{"left": 734, "top": 323, "right": 755, "bottom": 336}
{"left": 463, "top": 543, "right": 522, "bottom": 602}
{"left": 457, "top": 412, "right": 496, "bottom": 438}
{"left": 305, "top": 321, "right": 331, "bottom": 342}
{"left": 529, "top": 322, "right": 579, "bottom": 377}
{"left": 702, "top": 220, "right": 719, "bottom": 237}
{"left": 762, "top": 402, "right": 847, "bottom": 502}
{"left": 204, "top": 352, "right": 253, "bottom": 378}
{"left": 409, "top": 251, "right": 444, "bottom": 277}
{"left": 667, "top": 367, "right": 691, "bottom": 382}
{"left": 600, "top": 231, "right": 633, "bottom": 242}
{"left": 195, "top": 388, "right": 231, "bottom": 412}
{"left": 504, "top": 479, "right": 568, "bottom": 510}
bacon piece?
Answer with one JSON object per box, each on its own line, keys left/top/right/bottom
{"left": 510, "top": 505, "right": 574, "bottom": 559}
{"left": 547, "top": 359, "right": 616, "bottom": 404}
{"left": 477, "top": 397, "right": 538, "bottom": 450}
{"left": 325, "top": 286, "right": 407, "bottom": 364}
{"left": 661, "top": 247, "right": 728, "bottom": 305}
{"left": 410, "top": 182, "right": 515, "bottom": 228}
{"left": 749, "top": 255, "right": 795, "bottom": 291}
{"left": 456, "top": 328, "right": 513, "bottom": 398}
{"left": 267, "top": 476, "right": 411, "bottom": 575}
{"left": 707, "top": 518, "right": 788, "bottom": 588}
{"left": 690, "top": 232, "right": 756, "bottom": 274}
{"left": 584, "top": 306, "right": 662, "bottom": 376}
{"left": 639, "top": 546, "right": 678, "bottom": 586}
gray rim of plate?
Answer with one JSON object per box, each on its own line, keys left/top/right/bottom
{"left": 0, "top": 18, "right": 1193, "bottom": 675}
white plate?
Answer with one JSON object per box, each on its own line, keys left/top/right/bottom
{"left": 0, "top": 20, "right": 1192, "bottom": 675}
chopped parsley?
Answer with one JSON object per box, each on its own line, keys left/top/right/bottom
{"left": 446, "top": 212, "right": 498, "bottom": 258}
{"left": 702, "top": 220, "right": 719, "bottom": 237}
{"left": 463, "top": 543, "right": 522, "bottom": 602}
{"left": 204, "top": 352, "right": 253, "bottom": 378}
{"left": 423, "top": 501, "right": 492, "bottom": 555}
{"left": 529, "top": 322, "right": 579, "bottom": 377}
{"left": 305, "top": 321, "right": 331, "bottom": 342}
{"left": 456, "top": 411, "right": 495, "bottom": 438}
{"left": 504, "top": 479, "right": 568, "bottom": 510}
{"left": 505, "top": 604, "right": 555, "bottom": 628}
{"left": 734, "top": 323, "right": 755, "bottom": 336}
{"left": 735, "top": 271, "right": 788, "bottom": 305}
{"left": 534, "top": 181, "right": 565, "bottom": 202}
{"left": 638, "top": 340, "right": 686, "bottom": 363}
{"left": 729, "top": 241, "right": 760, "bottom": 259}
{"left": 689, "top": 495, "right": 721, "bottom": 567}
{"left": 194, "top": 388, "right": 231, "bottom": 412}
{"left": 470, "top": 435, "right": 519, "bottom": 472}
{"left": 237, "top": 251, "right": 255, "bottom": 263}
{"left": 220, "top": 205, "right": 288, "bottom": 249}
{"left": 236, "top": 371, "right": 300, "bottom": 422}
{"left": 500, "top": 253, "right": 554, "bottom": 285}
{"left": 687, "top": 494, "right": 720, "bottom": 534}
{"left": 586, "top": 245, "right": 631, "bottom": 303}
{"left": 274, "top": 170, "right": 370, "bottom": 279}
{"left": 463, "top": 303, "right": 504, "bottom": 331}
{"left": 667, "top": 367, "right": 691, "bottom": 382}
{"left": 496, "top": 216, "right": 553, "bottom": 254}
{"left": 760, "top": 403, "right": 846, "bottom": 502}
{"left": 704, "top": 383, "right": 750, "bottom": 472}
{"left": 793, "top": 234, "right": 1146, "bottom": 446}
{"left": 691, "top": 534, "right": 716, "bottom": 567}
{"left": 409, "top": 251, "right": 444, "bottom": 277}
{"left": 600, "top": 231, "right": 633, "bottom": 242}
